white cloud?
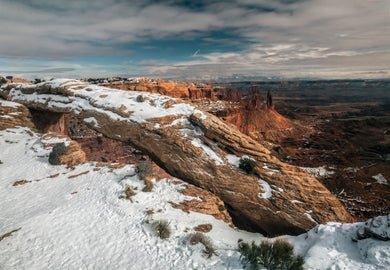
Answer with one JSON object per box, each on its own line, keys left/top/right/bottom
{"left": 0, "top": 0, "right": 389, "bottom": 79}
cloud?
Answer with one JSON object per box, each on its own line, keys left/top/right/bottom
{"left": 0, "top": 68, "right": 75, "bottom": 74}
{"left": 0, "top": 0, "right": 389, "bottom": 79}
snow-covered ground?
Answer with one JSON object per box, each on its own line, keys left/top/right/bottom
{"left": 0, "top": 126, "right": 255, "bottom": 269}
{"left": 1, "top": 102, "right": 390, "bottom": 269}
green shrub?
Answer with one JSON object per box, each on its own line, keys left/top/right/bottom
{"left": 238, "top": 239, "right": 304, "bottom": 270}
{"left": 153, "top": 220, "right": 171, "bottom": 239}
{"left": 48, "top": 142, "right": 68, "bottom": 165}
{"left": 239, "top": 157, "right": 256, "bottom": 174}
{"left": 135, "top": 159, "right": 154, "bottom": 180}
{"left": 136, "top": 95, "right": 144, "bottom": 102}
{"left": 188, "top": 232, "right": 218, "bottom": 259}
{"left": 142, "top": 179, "right": 154, "bottom": 192}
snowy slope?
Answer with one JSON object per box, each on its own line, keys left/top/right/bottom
{"left": 0, "top": 126, "right": 256, "bottom": 270}
{"left": 1, "top": 100, "right": 390, "bottom": 270}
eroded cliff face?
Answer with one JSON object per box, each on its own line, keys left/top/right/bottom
{"left": 1, "top": 80, "right": 354, "bottom": 235}
{"left": 102, "top": 79, "right": 305, "bottom": 145}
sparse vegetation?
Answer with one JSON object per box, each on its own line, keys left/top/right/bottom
{"left": 239, "top": 157, "right": 257, "bottom": 174}
{"left": 238, "top": 239, "right": 304, "bottom": 270}
{"left": 135, "top": 159, "right": 154, "bottom": 179}
{"left": 153, "top": 220, "right": 171, "bottom": 239}
{"left": 119, "top": 186, "right": 136, "bottom": 202}
{"left": 136, "top": 94, "right": 144, "bottom": 102}
{"left": 142, "top": 179, "right": 154, "bottom": 192}
{"left": 188, "top": 232, "right": 218, "bottom": 259}
{"left": 48, "top": 142, "right": 68, "bottom": 165}
{"left": 0, "top": 77, "right": 6, "bottom": 84}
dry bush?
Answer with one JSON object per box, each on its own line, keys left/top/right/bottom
{"left": 142, "top": 179, "right": 154, "bottom": 192}
{"left": 135, "top": 159, "right": 154, "bottom": 179}
{"left": 188, "top": 232, "right": 218, "bottom": 259}
{"left": 153, "top": 220, "right": 171, "bottom": 239}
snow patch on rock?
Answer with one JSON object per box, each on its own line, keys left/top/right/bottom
{"left": 372, "top": 173, "right": 388, "bottom": 185}
{"left": 258, "top": 179, "right": 272, "bottom": 199}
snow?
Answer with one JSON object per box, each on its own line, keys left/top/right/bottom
{"left": 301, "top": 166, "right": 335, "bottom": 178}
{"left": 258, "top": 179, "right": 272, "bottom": 199}
{"left": 84, "top": 116, "right": 101, "bottom": 128}
{"left": 304, "top": 211, "right": 318, "bottom": 224}
{"left": 2, "top": 85, "right": 390, "bottom": 269}
{"left": 288, "top": 222, "right": 390, "bottom": 270}
{"left": 291, "top": 200, "right": 303, "bottom": 204}
{"left": 0, "top": 99, "right": 23, "bottom": 108}
{"left": 4, "top": 79, "right": 207, "bottom": 125}
{"left": 190, "top": 138, "right": 223, "bottom": 165}
{"left": 0, "top": 127, "right": 256, "bottom": 269}
{"left": 40, "top": 133, "right": 71, "bottom": 147}
{"left": 226, "top": 154, "right": 241, "bottom": 167}
{"left": 262, "top": 163, "right": 280, "bottom": 176}
{"left": 372, "top": 173, "right": 388, "bottom": 185}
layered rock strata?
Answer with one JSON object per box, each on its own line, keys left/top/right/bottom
{"left": 1, "top": 80, "right": 354, "bottom": 235}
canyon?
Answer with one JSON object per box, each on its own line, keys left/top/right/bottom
{"left": 0, "top": 79, "right": 354, "bottom": 236}
{"left": 100, "top": 78, "right": 389, "bottom": 221}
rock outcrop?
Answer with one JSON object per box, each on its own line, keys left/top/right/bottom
{"left": 356, "top": 214, "right": 390, "bottom": 241}
{"left": 0, "top": 99, "right": 36, "bottom": 131}
{"left": 41, "top": 133, "right": 87, "bottom": 167}
{"left": 0, "top": 80, "right": 354, "bottom": 236}
{"left": 169, "top": 180, "right": 232, "bottom": 224}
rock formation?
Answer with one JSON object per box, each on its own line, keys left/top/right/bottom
{"left": 356, "top": 214, "right": 390, "bottom": 241}
{"left": 42, "top": 133, "right": 87, "bottom": 167}
{"left": 0, "top": 80, "right": 354, "bottom": 235}
{"left": 169, "top": 180, "right": 232, "bottom": 224}
{"left": 103, "top": 78, "right": 306, "bottom": 145}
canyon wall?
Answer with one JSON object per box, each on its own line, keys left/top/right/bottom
{"left": 1, "top": 80, "right": 353, "bottom": 235}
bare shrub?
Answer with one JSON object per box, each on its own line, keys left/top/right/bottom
{"left": 188, "top": 232, "right": 218, "bottom": 259}
{"left": 119, "top": 187, "right": 135, "bottom": 202}
{"left": 135, "top": 159, "right": 154, "bottom": 180}
{"left": 142, "top": 179, "right": 154, "bottom": 192}
{"left": 153, "top": 220, "right": 171, "bottom": 239}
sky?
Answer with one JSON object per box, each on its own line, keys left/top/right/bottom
{"left": 0, "top": 0, "right": 389, "bottom": 81}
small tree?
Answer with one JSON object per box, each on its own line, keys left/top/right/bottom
{"left": 48, "top": 143, "right": 68, "bottom": 165}
{"left": 239, "top": 157, "right": 257, "bottom": 174}
{"left": 238, "top": 239, "right": 304, "bottom": 270}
